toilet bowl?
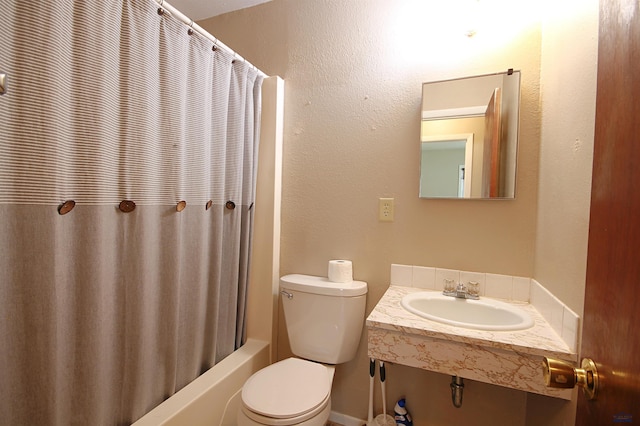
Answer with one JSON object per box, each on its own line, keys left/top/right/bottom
{"left": 237, "top": 358, "right": 335, "bottom": 425}
{"left": 238, "top": 274, "right": 367, "bottom": 426}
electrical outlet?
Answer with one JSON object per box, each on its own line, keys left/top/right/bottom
{"left": 378, "top": 198, "right": 394, "bottom": 222}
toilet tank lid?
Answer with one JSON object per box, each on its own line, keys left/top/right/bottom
{"left": 280, "top": 274, "right": 367, "bottom": 296}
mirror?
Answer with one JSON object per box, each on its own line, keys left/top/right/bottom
{"left": 420, "top": 70, "right": 520, "bottom": 199}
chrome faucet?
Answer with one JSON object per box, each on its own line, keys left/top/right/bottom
{"left": 443, "top": 281, "right": 479, "bottom": 300}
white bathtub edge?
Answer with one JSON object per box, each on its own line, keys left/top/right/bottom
{"left": 133, "top": 338, "right": 270, "bottom": 426}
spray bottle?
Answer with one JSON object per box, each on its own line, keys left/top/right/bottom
{"left": 394, "top": 398, "right": 413, "bottom": 426}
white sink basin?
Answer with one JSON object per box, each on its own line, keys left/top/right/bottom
{"left": 400, "top": 292, "right": 534, "bottom": 331}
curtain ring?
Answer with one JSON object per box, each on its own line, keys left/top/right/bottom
{"left": 157, "top": 7, "right": 165, "bottom": 15}
{"left": 119, "top": 200, "right": 136, "bottom": 213}
{"left": 176, "top": 200, "right": 187, "bottom": 212}
{"left": 206, "top": 200, "right": 213, "bottom": 210}
{"left": 187, "top": 20, "right": 194, "bottom": 36}
{"left": 58, "top": 200, "right": 75, "bottom": 215}
{"left": 225, "top": 201, "right": 236, "bottom": 210}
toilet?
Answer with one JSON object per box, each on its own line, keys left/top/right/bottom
{"left": 238, "top": 274, "right": 368, "bottom": 425}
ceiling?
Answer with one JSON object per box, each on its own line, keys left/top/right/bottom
{"left": 166, "top": 0, "right": 272, "bottom": 21}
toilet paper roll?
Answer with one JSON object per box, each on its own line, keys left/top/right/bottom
{"left": 328, "top": 260, "right": 353, "bottom": 283}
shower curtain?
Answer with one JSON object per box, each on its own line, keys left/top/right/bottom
{"left": 0, "top": 1, "right": 263, "bottom": 424}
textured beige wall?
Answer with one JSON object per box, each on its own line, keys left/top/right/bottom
{"left": 199, "top": 1, "right": 595, "bottom": 424}
{"left": 535, "top": 1, "right": 598, "bottom": 317}
{"left": 525, "top": 1, "right": 599, "bottom": 424}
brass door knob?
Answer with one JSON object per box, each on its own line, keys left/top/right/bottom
{"left": 542, "top": 357, "right": 599, "bottom": 400}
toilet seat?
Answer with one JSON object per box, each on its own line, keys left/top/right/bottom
{"left": 240, "top": 358, "right": 332, "bottom": 425}
{"left": 240, "top": 393, "right": 330, "bottom": 425}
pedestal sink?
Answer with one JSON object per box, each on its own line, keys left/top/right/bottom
{"left": 401, "top": 291, "right": 534, "bottom": 331}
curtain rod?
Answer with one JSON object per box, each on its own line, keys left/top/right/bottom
{"left": 155, "top": 0, "right": 268, "bottom": 78}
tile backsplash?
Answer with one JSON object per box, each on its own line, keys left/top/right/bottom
{"left": 389, "top": 264, "right": 580, "bottom": 352}
{"left": 390, "top": 264, "right": 530, "bottom": 302}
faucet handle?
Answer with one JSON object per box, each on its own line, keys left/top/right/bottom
{"left": 467, "top": 281, "right": 479, "bottom": 297}
{"left": 443, "top": 278, "right": 455, "bottom": 292}
{"left": 442, "top": 279, "right": 456, "bottom": 296}
{"left": 464, "top": 281, "right": 480, "bottom": 299}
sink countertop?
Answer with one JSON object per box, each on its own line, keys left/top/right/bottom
{"left": 366, "top": 285, "right": 576, "bottom": 362}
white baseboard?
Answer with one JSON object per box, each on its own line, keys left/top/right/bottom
{"left": 329, "top": 411, "right": 366, "bottom": 426}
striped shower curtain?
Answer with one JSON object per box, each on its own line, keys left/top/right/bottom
{"left": 0, "top": 0, "right": 262, "bottom": 424}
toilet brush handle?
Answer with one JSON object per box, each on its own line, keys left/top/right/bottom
{"left": 379, "top": 361, "right": 387, "bottom": 416}
{"left": 368, "top": 358, "right": 375, "bottom": 422}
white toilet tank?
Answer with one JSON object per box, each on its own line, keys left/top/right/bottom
{"left": 280, "top": 274, "right": 367, "bottom": 364}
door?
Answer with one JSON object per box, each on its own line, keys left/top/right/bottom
{"left": 577, "top": 0, "right": 640, "bottom": 423}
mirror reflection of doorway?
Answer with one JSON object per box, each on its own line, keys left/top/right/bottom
{"left": 420, "top": 133, "right": 473, "bottom": 198}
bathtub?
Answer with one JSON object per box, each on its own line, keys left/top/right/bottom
{"left": 133, "top": 339, "right": 270, "bottom": 426}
